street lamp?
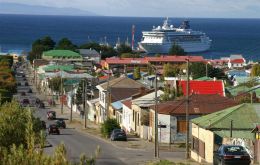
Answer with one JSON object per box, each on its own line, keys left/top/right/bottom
{"left": 185, "top": 58, "right": 190, "bottom": 159}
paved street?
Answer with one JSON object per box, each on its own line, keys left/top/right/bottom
{"left": 14, "top": 64, "right": 189, "bottom": 165}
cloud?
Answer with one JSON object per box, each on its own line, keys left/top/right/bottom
{"left": 1, "top": 0, "right": 260, "bottom": 17}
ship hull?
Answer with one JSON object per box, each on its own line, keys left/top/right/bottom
{"left": 138, "top": 42, "right": 211, "bottom": 54}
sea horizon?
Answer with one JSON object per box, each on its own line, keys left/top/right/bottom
{"left": 1, "top": 14, "right": 260, "bottom": 60}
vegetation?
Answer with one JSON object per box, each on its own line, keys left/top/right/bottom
{"left": 0, "top": 101, "right": 100, "bottom": 165}
{"left": 117, "top": 44, "right": 132, "bottom": 55}
{"left": 48, "top": 77, "right": 62, "bottom": 93}
{"left": 161, "top": 85, "right": 176, "bottom": 101}
{"left": 251, "top": 64, "right": 260, "bottom": 77}
{"left": 133, "top": 66, "right": 141, "bottom": 80}
{"left": 75, "top": 80, "right": 84, "bottom": 105}
{"left": 163, "top": 63, "right": 180, "bottom": 77}
{"left": 28, "top": 36, "right": 56, "bottom": 63}
{"left": 120, "top": 53, "right": 141, "bottom": 58}
{"left": 101, "top": 118, "right": 120, "bottom": 138}
{"left": 189, "top": 62, "right": 226, "bottom": 79}
{"left": 56, "top": 38, "right": 78, "bottom": 51}
{"left": 168, "top": 44, "right": 187, "bottom": 56}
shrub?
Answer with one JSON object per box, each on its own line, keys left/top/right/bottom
{"left": 101, "top": 118, "right": 120, "bottom": 138}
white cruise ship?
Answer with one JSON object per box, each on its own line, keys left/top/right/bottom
{"left": 138, "top": 18, "right": 212, "bottom": 54}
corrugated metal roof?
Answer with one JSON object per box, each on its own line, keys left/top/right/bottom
{"left": 111, "top": 101, "right": 123, "bottom": 110}
{"left": 214, "top": 130, "right": 254, "bottom": 140}
{"left": 43, "top": 50, "right": 82, "bottom": 58}
{"left": 43, "top": 65, "right": 74, "bottom": 72}
{"left": 195, "top": 76, "right": 213, "bottom": 81}
{"left": 192, "top": 104, "right": 260, "bottom": 139}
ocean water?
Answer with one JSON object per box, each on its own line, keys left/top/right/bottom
{"left": 0, "top": 14, "right": 260, "bottom": 60}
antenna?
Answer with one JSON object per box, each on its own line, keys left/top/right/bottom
{"left": 132, "top": 25, "right": 135, "bottom": 50}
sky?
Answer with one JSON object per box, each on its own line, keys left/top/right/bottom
{"left": 1, "top": 0, "right": 260, "bottom": 18}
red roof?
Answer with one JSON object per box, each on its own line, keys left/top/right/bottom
{"left": 104, "top": 56, "right": 205, "bottom": 65}
{"left": 180, "top": 80, "right": 225, "bottom": 96}
{"left": 122, "top": 100, "right": 132, "bottom": 109}
{"left": 230, "top": 59, "right": 245, "bottom": 64}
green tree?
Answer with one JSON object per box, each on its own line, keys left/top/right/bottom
{"left": 163, "top": 63, "right": 179, "bottom": 77}
{"left": 100, "top": 45, "right": 118, "bottom": 59}
{"left": 28, "top": 36, "right": 55, "bottom": 63}
{"left": 56, "top": 38, "right": 77, "bottom": 51}
{"left": 133, "top": 66, "right": 141, "bottom": 80}
{"left": 168, "top": 44, "right": 187, "bottom": 55}
{"left": 251, "top": 64, "right": 260, "bottom": 77}
{"left": 48, "top": 77, "right": 62, "bottom": 93}
{"left": 120, "top": 53, "right": 140, "bottom": 58}
{"left": 190, "top": 62, "right": 226, "bottom": 79}
{"left": 101, "top": 118, "right": 120, "bottom": 138}
{"left": 80, "top": 42, "right": 102, "bottom": 52}
{"left": 117, "top": 44, "right": 132, "bottom": 55}
{"left": 160, "top": 85, "right": 176, "bottom": 101}
{"left": 75, "top": 80, "right": 84, "bottom": 105}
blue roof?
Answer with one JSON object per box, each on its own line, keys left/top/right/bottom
{"left": 227, "top": 70, "right": 249, "bottom": 77}
{"left": 111, "top": 101, "right": 123, "bottom": 110}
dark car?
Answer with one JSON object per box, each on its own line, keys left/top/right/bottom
{"left": 39, "top": 102, "right": 45, "bottom": 108}
{"left": 110, "top": 129, "right": 127, "bottom": 141}
{"left": 21, "top": 92, "right": 26, "bottom": 96}
{"left": 213, "top": 145, "right": 251, "bottom": 165}
{"left": 21, "top": 99, "right": 30, "bottom": 107}
{"left": 47, "top": 111, "right": 56, "bottom": 120}
{"left": 24, "top": 82, "right": 28, "bottom": 86}
{"left": 28, "top": 89, "right": 32, "bottom": 93}
{"left": 55, "top": 119, "right": 66, "bottom": 129}
{"left": 48, "top": 124, "right": 60, "bottom": 135}
{"left": 41, "top": 121, "right": 46, "bottom": 130}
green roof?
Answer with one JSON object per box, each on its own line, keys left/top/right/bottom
{"left": 43, "top": 50, "right": 82, "bottom": 58}
{"left": 64, "top": 79, "right": 80, "bottom": 86}
{"left": 43, "top": 65, "right": 74, "bottom": 72}
{"left": 192, "top": 104, "right": 260, "bottom": 139}
{"left": 195, "top": 76, "right": 213, "bottom": 81}
{"left": 226, "top": 86, "right": 250, "bottom": 96}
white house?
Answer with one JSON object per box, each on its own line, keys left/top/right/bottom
{"left": 122, "top": 99, "right": 132, "bottom": 133}
{"left": 228, "top": 55, "right": 246, "bottom": 69}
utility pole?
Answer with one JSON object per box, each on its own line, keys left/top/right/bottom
{"left": 83, "top": 79, "right": 87, "bottom": 128}
{"left": 206, "top": 62, "right": 208, "bottom": 77}
{"left": 154, "top": 66, "right": 159, "bottom": 158}
{"left": 230, "top": 120, "right": 233, "bottom": 138}
{"left": 185, "top": 58, "right": 190, "bottom": 159}
{"left": 70, "top": 85, "right": 73, "bottom": 122}
{"left": 105, "top": 73, "right": 110, "bottom": 122}
{"left": 60, "top": 70, "right": 64, "bottom": 114}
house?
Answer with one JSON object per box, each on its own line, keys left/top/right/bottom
{"left": 122, "top": 99, "right": 132, "bottom": 132}
{"left": 131, "top": 90, "right": 164, "bottom": 139}
{"left": 191, "top": 104, "right": 260, "bottom": 164}
{"left": 79, "top": 49, "right": 101, "bottom": 64}
{"left": 179, "top": 80, "right": 225, "bottom": 96}
{"left": 42, "top": 50, "right": 82, "bottom": 62}
{"left": 149, "top": 94, "right": 238, "bottom": 144}
{"left": 228, "top": 54, "right": 246, "bottom": 69}
{"left": 95, "top": 76, "right": 148, "bottom": 123}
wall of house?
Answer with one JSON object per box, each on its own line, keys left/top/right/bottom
{"left": 191, "top": 123, "right": 214, "bottom": 163}
{"left": 122, "top": 104, "right": 132, "bottom": 132}
{"left": 158, "top": 114, "right": 171, "bottom": 143}
{"left": 132, "top": 104, "right": 142, "bottom": 136}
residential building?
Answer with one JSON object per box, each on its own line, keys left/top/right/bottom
{"left": 191, "top": 104, "right": 260, "bottom": 164}
{"left": 179, "top": 80, "right": 225, "bottom": 96}
{"left": 149, "top": 94, "right": 238, "bottom": 143}
{"left": 79, "top": 49, "right": 101, "bottom": 64}
{"left": 228, "top": 54, "right": 246, "bottom": 69}
{"left": 96, "top": 76, "right": 148, "bottom": 123}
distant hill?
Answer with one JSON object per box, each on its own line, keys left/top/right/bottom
{"left": 0, "top": 2, "right": 97, "bottom": 16}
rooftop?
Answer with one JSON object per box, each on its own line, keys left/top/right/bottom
{"left": 42, "top": 50, "right": 82, "bottom": 58}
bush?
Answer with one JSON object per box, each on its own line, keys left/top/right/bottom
{"left": 101, "top": 118, "right": 120, "bottom": 138}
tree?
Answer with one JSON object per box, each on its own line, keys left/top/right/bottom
{"left": 56, "top": 38, "right": 77, "bottom": 51}
{"left": 100, "top": 45, "right": 118, "bottom": 59}
{"left": 121, "top": 53, "right": 140, "bottom": 58}
{"left": 48, "top": 77, "right": 62, "bottom": 93}
{"left": 101, "top": 118, "right": 120, "bottom": 138}
{"left": 160, "top": 84, "right": 176, "bottom": 101}
{"left": 251, "top": 64, "right": 260, "bottom": 77}
{"left": 133, "top": 66, "right": 141, "bottom": 80}
{"left": 190, "top": 62, "right": 226, "bottom": 80}
{"left": 28, "top": 36, "right": 55, "bottom": 63}
{"left": 168, "top": 44, "right": 186, "bottom": 55}
{"left": 163, "top": 63, "right": 179, "bottom": 77}
{"left": 80, "top": 42, "right": 101, "bottom": 52}
{"left": 117, "top": 44, "right": 132, "bottom": 55}
{"left": 75, "top": 80, "right": 84, "bottom": 105}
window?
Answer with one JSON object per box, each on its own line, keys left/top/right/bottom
{"left": 192, "top": 136, "right": 205, "bottom": 159}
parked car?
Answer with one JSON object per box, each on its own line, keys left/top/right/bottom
{"left": 24, "top": 82, "right": 28, "bottom": 86}
{"left": 47, "top": 111, "right": 56, "bottom": 120}
{"left": 28, "top": 89, "right": 32, "bottom": 93}
{"left": 21, "top": 92, "right": 26, "bottom": 96}
{"left": 21, "top": 99, "right": 30, "bottom": 107}
{"left": 213, "top": 145, "right": 251, "bottom": 165}
{"left": 39, "top": 102, "right": 45, "bottom": 108}
{"left": 110, "top": 129, "right": 127, "bottom": 141}
{"left": 55, "top": 119, "right": 66, "bottom": 129}
{"left": 48, "top": 124, "right": 60, "bottom": 135}
{"left": 41, "top": 121, "right": 46, "bottom": 130}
